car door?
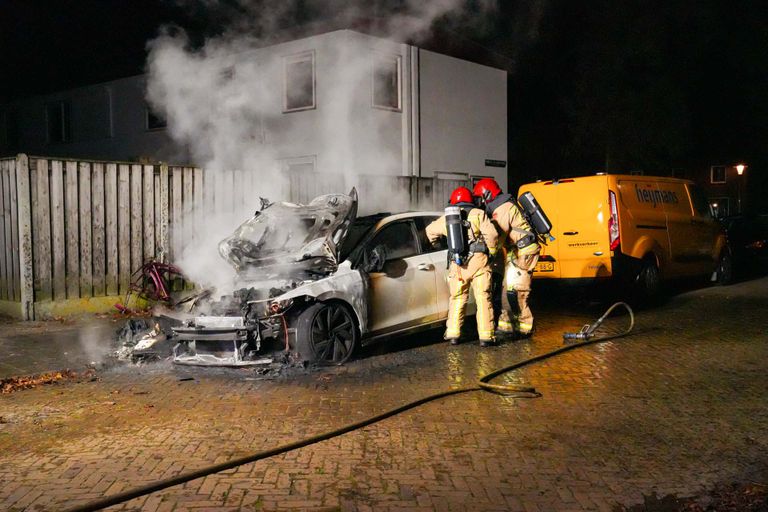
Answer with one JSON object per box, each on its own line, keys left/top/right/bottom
{"left": 414, "top": 215, "right": 450, "bottom": 320}
{"left": 366, "top": 219, "right": 439, "bottom": 334}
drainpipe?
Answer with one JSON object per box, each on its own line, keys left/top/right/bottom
{"left": 410, "top": 46, "right": 421, "bottom": 178}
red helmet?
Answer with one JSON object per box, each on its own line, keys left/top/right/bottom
{"left": 473, "top": 178, "right": 502, "bottom": 203}
{"left": 449, "top": 186, "right": 474, "bottom": 205}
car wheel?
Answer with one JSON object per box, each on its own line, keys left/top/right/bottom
{"left": 714, "top": 248, "right": 733, "bottom": 286}
{"left": 634, "top": 258, "right": 661, "bottom": 304}
{"left": 296, "top": 302, "right": 358, "bottom": 365}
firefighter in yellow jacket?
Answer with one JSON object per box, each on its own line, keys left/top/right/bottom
{"left": 473, "top": 178, "right": 540, "bottom": 338}
{"left": 426, "top": 186, "right": 499, "bottom": 346}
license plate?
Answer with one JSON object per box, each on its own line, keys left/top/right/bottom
{"left": 535, "top": 261, "right": 554, "bottom": 272}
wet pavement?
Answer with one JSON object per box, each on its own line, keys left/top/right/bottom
{"left": 0, "top": 317, "right": 120, "bottom": 379}
{"left": 1, "top": 276, "right": 768, "bottom": 511}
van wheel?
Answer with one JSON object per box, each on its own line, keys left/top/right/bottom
{"left": 635, "top": 259, "right": 661, "bottom": 303}
{"left": 295, "top": 302, "right": 358, "bottom": 365}
{"left": 714, "top": 248, "right": 733, "bottom": 286}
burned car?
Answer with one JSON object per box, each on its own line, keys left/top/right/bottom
{"left": 172, "top": 189, "right": 461, "bottom": 366}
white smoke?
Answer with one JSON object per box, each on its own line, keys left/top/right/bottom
{"left": 145, "top": 0, "right": 497, "bottom": 294}
{"left": 77, "top": 323, "right": 119, "bottom": 367}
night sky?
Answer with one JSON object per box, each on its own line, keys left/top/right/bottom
{"left": 2, "top": 0, "right": 767, "bottom": 209}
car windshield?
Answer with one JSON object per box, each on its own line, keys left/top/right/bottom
{"left": 339, "top": 213, "right": 390, "bottom": 262}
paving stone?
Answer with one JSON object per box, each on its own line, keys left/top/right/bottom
{"left": 1, "top": 278, "right": 768, "bottom": 510}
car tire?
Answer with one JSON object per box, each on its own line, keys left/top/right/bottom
{"left": 295, "top": 302, "right": 358, "bottom": 365}
{"left": 714, "top": 248, "right": 733, "bottom": 286}
{"left": 634, "top": 258, "right": 661, "bottom": 304}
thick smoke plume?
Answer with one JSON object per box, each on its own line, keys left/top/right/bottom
{"left": 146, "top": 0, "right": 496, "bottom": 294}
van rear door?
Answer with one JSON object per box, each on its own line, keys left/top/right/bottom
{"left": 553, "top": 176, "right": 612, "bottom": 278}
{"left": 520, "top": 175, "right": 612, "bottom": 280}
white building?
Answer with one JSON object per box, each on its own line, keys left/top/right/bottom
{"left": 0, "top": 29, "right": 508, "bottom": 191}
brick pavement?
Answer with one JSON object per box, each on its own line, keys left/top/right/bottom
{"left": 1, "top": 277, "right": 767, "bottom": 511}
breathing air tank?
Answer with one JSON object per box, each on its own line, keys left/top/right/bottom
{"left": 518, "top": 191, "right": 553, "bottom": 239}
{"left": 445, "top": 206, "right": 467, "bottom": 265}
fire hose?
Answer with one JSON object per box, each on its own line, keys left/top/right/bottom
{"left": 66, "top": 302, "right": 634, "bottom": 512}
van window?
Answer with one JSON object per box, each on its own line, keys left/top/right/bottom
{"left": 688, "top": 185, "right": 712, "bottom": 218}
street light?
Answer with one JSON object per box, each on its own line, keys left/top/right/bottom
{"left": 735, "top": 163, "right": 747, "bottom": 213}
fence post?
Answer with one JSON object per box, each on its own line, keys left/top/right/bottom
{"left": 16, "top": 154, "right": 33, "bottom": 320}
{"left": 159, "top": 162, "right": 170, "bottom": 263}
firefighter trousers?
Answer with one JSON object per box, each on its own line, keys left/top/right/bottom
{"left": 497, "top": 253, "right": 539, "bottom": 334}
{"left": 446, "top": 254, "right": 495, "bottom": 341}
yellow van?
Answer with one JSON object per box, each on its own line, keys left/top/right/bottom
{"left": 518, "top": 174, "right": 730, "bottom": 298}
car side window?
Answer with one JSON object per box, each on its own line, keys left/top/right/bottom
{"left": 414, "top": 216, "right": 447, "bottom": 253}
{"left": 368, "top": 221, "right": 419, "bottom": 260}
{"left": 688, "top": 185, "right": 712, "bottom": 218}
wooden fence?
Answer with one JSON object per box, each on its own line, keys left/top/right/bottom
{"left": 0, "top": 154, "right": 467, "bottom": 319}
{"left": 0, "top": 157, "right": 21, "bottom": 306}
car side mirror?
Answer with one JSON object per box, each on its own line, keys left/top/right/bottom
{"left": 362, "top": 245, "right": 387, "bottom": 273}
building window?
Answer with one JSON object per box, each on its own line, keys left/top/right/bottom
{"left": 710, "top": 165, "right": 726, "bottom": 184}
{"left": 372, "top": 55, "right": 401, "bottom": 111}
{"left": 146, "top": 106, "right": 167, "bottom": 131}
{"left": 46, "top": 101, "right": 71, "bottom": 143}
{"left": 283, "top": 51, "right": 315, "bottom": 112}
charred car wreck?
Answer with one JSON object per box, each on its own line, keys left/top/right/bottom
{"left": 173, "top": 190, "right": 362, "bottom": 366}
{"left": 168, "top": 188, "right": 459, "bottom": 366}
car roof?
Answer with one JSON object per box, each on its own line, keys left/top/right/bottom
{"left": 384, "top": 211, "right": 442, "bottom": 221}
{"left": 370, "top": 211, "right": 442, "bottom": 227}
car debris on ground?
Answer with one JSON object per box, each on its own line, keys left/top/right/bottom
{"left": 114, "top": 317, "right": 179, "bottom": 362}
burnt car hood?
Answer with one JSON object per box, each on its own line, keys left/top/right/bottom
{"left": 218, "top": 188, "right": 358, "bottom": 280}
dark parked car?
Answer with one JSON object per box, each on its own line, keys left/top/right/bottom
{"left": 720, "top": 214, "right": 768, "bottom": 276}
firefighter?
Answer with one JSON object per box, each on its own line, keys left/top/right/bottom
{"left": 473, "top": 178, "right": 540, "bottom": 338}
{"left": 426, "top": 186, "right": 499, "bottom": 346}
